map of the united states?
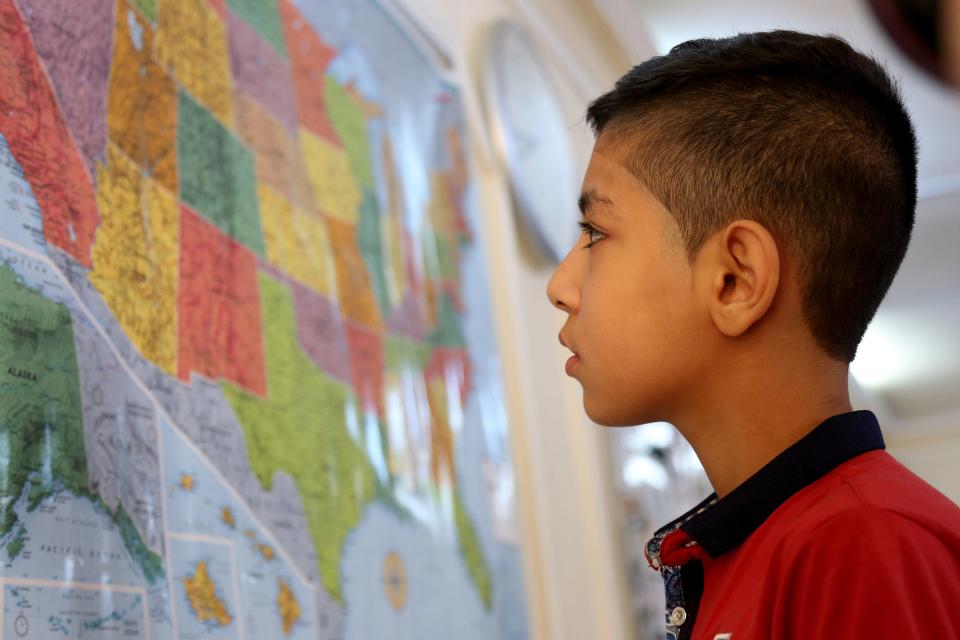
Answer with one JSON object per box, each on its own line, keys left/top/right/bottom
{"left": 0, "top": 0, "right": 528, "bottom": 637}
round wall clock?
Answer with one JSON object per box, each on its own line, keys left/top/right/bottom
{"left": 483, "top": 19, "right": 580, "bottom": 263}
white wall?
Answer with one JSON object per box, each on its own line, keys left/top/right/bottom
{"left": 390, "top": 1, "right": 644, "bottom": 639}
{"left": 886, "top": 415, "right": 960, "bottom": 505}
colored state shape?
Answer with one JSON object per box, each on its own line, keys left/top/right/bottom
{"left": 425, "top": 375, "right": 455, "bottom": 487}
{"left": 178, "top": 89, "right": 265, "bottom": 256}
{"left": 16, "top": 0, "right": 114, "bottom": 176}
{"left": 227, "top": 11, "right": 297, "bottom": 131}
{"left": 258, "top": 184, "right": 335, "bottom": 296}
{"left": 183, "top": 560, "right": 233, "bottom": 626}
{"left": 385, "top": 335, "right": 432, "bottom": 373}
{"left": 379, "top": 137, "right": 410, "bottom": 308}
{"left": 129, "top": 0, "right": 156, "bottom": 21}
{"left": 357, "top": 188, "right": 392, "bottom": 318}
{"left": 290, "top": 279, "right": 351, "bottom": 383}
{"left": 277, "top": 578, "right": 301, "bottom": 635}
{"left": 156, "top": 0, "right": 235, "bottom": 126}
{"left": 221, "top": 271, "right": 377, "bottom": 602}
{"left": 178, "top": 205, "right": 267, "bottom": 395}
{"left": 345, "top": 322, "right": 383, "bottom": 417}
{"left": 300, "top": 129, "right": 361, "bottom": 223}
{"left": 453, "top": 490, "right": 493, "bottom": 611}
{"left": 106, "top": 1, "right": 178, "bottom": 193}
{"left": 6, "top": 524, "right": 26, "bottom": 560}
{"left": 278, "top": 0, "right": 339, "bottom": 141}
{"left": 113, "top": 502, "right": 165, "bottom": 583}
{"left": 326, "top": 216, "right": 383, "bottom": 328}
{"left": 324, "top": 74, "right": 376, "bottom": 189}
{"left": 0, "top": 0, "right": 100, "bottom": 267}
{"left": 208, "top": 0, "right": 227, "bottom": 18}
{"left": 180, "top": 473, "right": 196, "bottom": 491}
{"left": 234, "top": 92, "right": 314, "bottom": 211}
{"left": 428, "top": 290, "right": 467, "bottom": 349}
{"left": 221, "top": 506, "right": 236, "bottom": 529}
{"left": 0, "top": 263, "right": 85, "bottom": 537}
{"left": 89, "top": 143, "right": 180, "bottom": 376}
{"left": 257, "top": 543, "right": 275, "bottom": 561}
{"left": 227, "top": 0, "right": 286, "bottom": 57}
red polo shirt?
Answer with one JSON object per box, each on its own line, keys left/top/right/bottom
{"left": 644, "top": 410, "right": 960, "bottom": 639}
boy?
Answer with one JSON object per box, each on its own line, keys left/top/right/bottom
{"left": 547, "top": 30, "right": 960, "bottom": 639}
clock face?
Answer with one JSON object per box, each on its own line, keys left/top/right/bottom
{"left": 484, "top": 20, "right": 580, "bottom": 263}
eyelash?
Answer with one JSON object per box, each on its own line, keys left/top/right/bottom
{"left": 577, "top": 221, "right": 606, "bottom": 248}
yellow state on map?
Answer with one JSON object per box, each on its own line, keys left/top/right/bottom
{"left": 300, "top": 129, "right": 361, "bottom": 224}
{"left": 277, "top": 578, "right": 301, "bottom": 635}
{"left": 380, "top": 137, "right": 408, "bottom": 307}
{"left": 220, "top": 506, "right": 236, "bottom": 529}
{"left": 183, "top": 561, "right": 232, "bottom": 626}
{"left": 155, "top": 0, "right": 234, "bottom": 126}
{"left": 90, "top": 144, "right": 179, "bottom": 376}
{"left": 258, "top": 184, "right": 335, "bottom": 296}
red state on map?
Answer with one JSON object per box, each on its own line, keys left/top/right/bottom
{"left": 345, "top": 321, "right": 385, "bottom": 418}
{"left": 0, "top": 0, "right": 100, "bottom": 266}
{"left": 178, "top": 205, "right": 267, "bottom": 396}
{"left": 426, "top": 347, "right": 473, "bottom": 408}
{"left": 279, "top": 0, "right": 341, "bottom": 143}
{"left": 207, "top": 0, "right": 227, "bottom": 18}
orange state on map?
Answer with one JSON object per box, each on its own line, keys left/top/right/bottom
{"left": 278, "top": 0, "right": 340, "bottom": 143}
{"left": 178, "top": 205, "right": 267, "bottom": 396}
{"left": 326, "top": 216, "right": 383, "bottom": 329}
{"left": 425, "top": 374, "right": 456, "bottom": 487}
{"left": 0, "top": 0, "right": 99, "bottom": 267}
{"left": 425, "top": 347, "right": 472, "bottom": 486}
{"left": 107, "top": 0, "right": 179, "bottom": 194}
{"left": 234, "top": 92, "right": 315, "bottom": 211}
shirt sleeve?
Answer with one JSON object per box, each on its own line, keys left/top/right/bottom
{"left": 777, "top": 505, "right": 960, "bottom": 639}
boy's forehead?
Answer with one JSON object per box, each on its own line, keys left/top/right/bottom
{"left": 582, "top": 142, "right": 660, "bottom": 208}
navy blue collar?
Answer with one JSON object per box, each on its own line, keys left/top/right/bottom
{"left": 660, "top": 410, "right": 886, "bottom": 558}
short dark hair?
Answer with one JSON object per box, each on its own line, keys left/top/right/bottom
{"left": 586, "top": 30, "right": 918, "bottom": 362}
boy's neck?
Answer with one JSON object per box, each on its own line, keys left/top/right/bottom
{"left": 672, "top": 356, "right": 853, "bottom": 499}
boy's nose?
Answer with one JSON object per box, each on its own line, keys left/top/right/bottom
{"left": 546, "top": 246, "right": 582, "bottom": 313}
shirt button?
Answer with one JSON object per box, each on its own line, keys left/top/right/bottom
{"left": 669, "top": 607, "right": 687, "bottom": 626}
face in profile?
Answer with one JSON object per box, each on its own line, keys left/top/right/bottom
{"left": 546, "top": 143, "right": 705, "bottom": 427}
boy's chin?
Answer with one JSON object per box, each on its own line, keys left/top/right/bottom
{"left": 582, "top": 394, "right": 656, "bottom": 428}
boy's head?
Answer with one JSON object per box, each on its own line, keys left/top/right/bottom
{"left": 547, "top": 30, "right": 918, "bottom": 427}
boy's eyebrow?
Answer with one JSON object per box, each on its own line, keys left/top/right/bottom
{"left": 578, "top": 189, "right": 621, "bottom": 220}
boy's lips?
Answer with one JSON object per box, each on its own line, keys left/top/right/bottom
{"left": 559, "top": 333, "right": 580, "bottom": 375}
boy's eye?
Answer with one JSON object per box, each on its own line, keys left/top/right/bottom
{"left": 577, "top": 221, "right": 606, "bottom": 248}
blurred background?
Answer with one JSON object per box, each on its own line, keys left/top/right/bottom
{"left": 395, "top": 0, "right": 960, "bottom": 637}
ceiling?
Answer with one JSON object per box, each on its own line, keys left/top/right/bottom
{"left": 591, "top": 0, "right": 960, "bottom": 429}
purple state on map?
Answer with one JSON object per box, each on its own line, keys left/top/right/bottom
{"left": 291, "top": 278, "right": 353, "bottom": 383}
{"left": 14, "top": 0, "right": 114, "bottom": 176}
{"left": 387, "top": 291, "right": 428, "bottom": 342}
{"left": 227, "top": 10, "right": 298, "bottom": 132}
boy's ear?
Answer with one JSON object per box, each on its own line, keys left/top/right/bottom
{"left": 702, "top": 220, "right": 781, "bottom": 338}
